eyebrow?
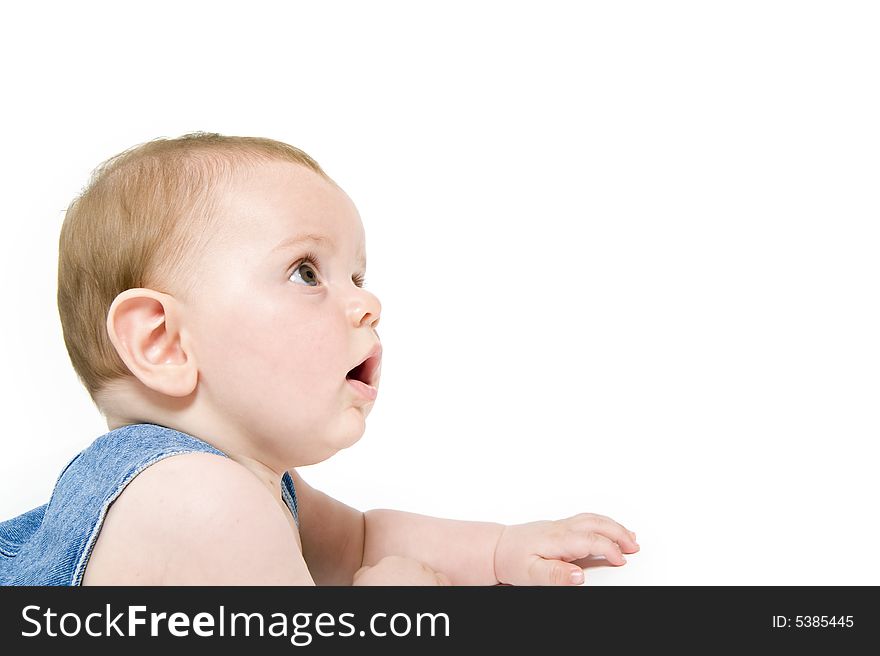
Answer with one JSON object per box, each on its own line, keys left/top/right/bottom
{"left": 271, "top": 233, "right": 366, "bottom": 268}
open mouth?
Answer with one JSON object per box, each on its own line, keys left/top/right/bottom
{"left": 346, "top": 361, "right": 369, "bottom": 385}
{"left": 346, "top": 353, "right": 380, "bottom": 387}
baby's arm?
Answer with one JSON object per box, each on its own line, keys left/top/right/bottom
{"left": 364, "top": 511, "right": 640, "bottom": 586}
{"left": 290, "top": 469, "right": 501, "bottom": 585}
{"left": 363, "top": 509, "right": 504, "bottom": 585}
{"left": 290, "top": 470, "right": 639, "bottom": 586}
{"left": 288, "top": 469, "right": 365, "bottom": 585}
{"left": 85, "top": 453, "right": 315, "bottom": 585}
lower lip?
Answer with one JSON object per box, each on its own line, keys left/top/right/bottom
{"left": 347, "top": 378, "right": 378, "bottom": 401}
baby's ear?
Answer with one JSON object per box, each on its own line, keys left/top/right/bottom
{"left": 106, "top": 288, "right": 197, "bottom": 397}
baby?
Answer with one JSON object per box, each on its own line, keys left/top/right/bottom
{"left": 0, "top": 132, "right": 639, "bottom": 586}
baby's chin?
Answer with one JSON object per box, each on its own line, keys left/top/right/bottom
{"left": 322, "top": 415, "right": 370, "bottom": 458}
{"left": 283, "top": 401, "right": 374, "bottom": 464}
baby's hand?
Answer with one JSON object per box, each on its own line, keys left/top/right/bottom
{"left": 352, "top": 555, "right": 452, "bottom": 586}
{"left": 493, "top": 513, "right": 640, "bottom": 586}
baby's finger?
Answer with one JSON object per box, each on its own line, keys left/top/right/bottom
{"left": 528, "top": 557, "right": 586, "bottom": 586}
{"left": 567, "top": 511, "right": 634, "bottom": 534}
{"left": 551, "top": 530, "right": 628, "bottom": 565}
{"left": 566, "top": 514, "right": 639, "bottom": 552}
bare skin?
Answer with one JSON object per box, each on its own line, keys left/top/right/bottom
{"left": 83, "top": 160, "right": 639, "bottom": 586}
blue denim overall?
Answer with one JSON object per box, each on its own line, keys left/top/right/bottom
{"left": 0, "top": 422, "right": 299, "bottom": 585}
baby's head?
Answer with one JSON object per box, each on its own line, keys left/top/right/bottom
{"left": 58, "top": 132, "right": 382, "bottom": 466}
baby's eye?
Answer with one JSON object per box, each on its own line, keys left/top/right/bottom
{"left": 289, "top": 260, "right": 319, "bottom": 286}
{"left": 288, "top": 252, "right": 367, "bottom": 288}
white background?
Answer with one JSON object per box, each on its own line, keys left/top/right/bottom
{"left": 1, "top": 1, "right": 877, "bottom": 585}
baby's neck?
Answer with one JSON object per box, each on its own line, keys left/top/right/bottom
{"left": 98, "top": 378, "right": 289, "bottom": 505}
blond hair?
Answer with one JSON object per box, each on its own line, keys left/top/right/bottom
{"left": 57, "top": 131, "right": 331, "bottom": 410}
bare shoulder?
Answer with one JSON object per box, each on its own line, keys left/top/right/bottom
{"left": 82, "top": 452, "right": 313, "bottom": 585}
